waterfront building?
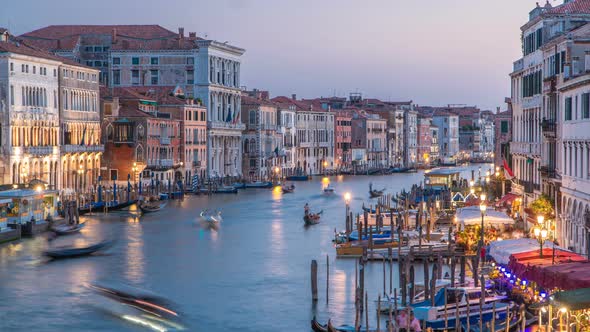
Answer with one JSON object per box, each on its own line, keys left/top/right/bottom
{"left": 101, "top": 88, "right": 181, "bottom": 187}
{"left": 0, "top": 31, "right": 101, "bottom": 191}
{"left": 155, "top": 87, "right": 208, "bottom": 184}
{"left": 334, "top": 111, "right": 352, "bottom": 172}
{"left": 351, "top": 111, "right": 387, "bottom": 170}
{"left": 404, "top": 109, "right": 418, "bottom": 167}
{"left": 272, "top": 96, "right": 334, "bottom": 175}
{"left": 417, "top": 115, "right": 434, "bottom": 167}
{"left": 432, "top": 111, "right": 459, "bottom": 162}
{"left": 20, "top": 24, "right": 246, "bottom": 180}
{"left": 479, "top": 110, "right": 495, "bottom": 158}
{"left": 389, "top": 109, "right": 405, "bottom": 167}
{"left": 277, "top": 104, "right": 297, "bottom": 176}
{"left": 241, "top": 91, "right": 282, "bottom": 180}
{"left": 59, "top": 61, "right": 102, "bottom": 193}
{"left": 195, "top": 40, "right": 245, "bottom": 180}
{"left": 511, "top": 0, "right": 590, "bottom": 230}
{"left": 494, "top": 100, "right": 512, "bottom": 167}
{"left": 429, "top": 124, "right": 440, "bottom": 164}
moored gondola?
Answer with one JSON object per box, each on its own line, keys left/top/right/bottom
{"left": 139, "top": 201, "right": 167, "bottom": 214}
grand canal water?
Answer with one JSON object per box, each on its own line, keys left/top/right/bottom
{"left": 0, "top": 165, "right": 487, "bottom": 331}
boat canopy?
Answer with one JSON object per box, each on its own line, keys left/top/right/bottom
{"left": 553, "top": 287, "right": 590, "bottom": 310}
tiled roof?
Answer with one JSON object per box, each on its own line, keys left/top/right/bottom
{"left": 0, "top": 36, "right": 92, "bottom": 69}
{"left": 270, "top": 96, "right": 309, "bottom": 112}
{"left": 548, "top": 0, "right": 590, "bottom": 14}
{"left": 20, "top": 25, "right": 200, "bottom": 51}
{"left": 118, "top": 105, "right": 154, "bottom": 118}
{"left": 22, "top": 25, "right": 176, "bottom": 40}
{"left": 241, "top": 94, "right": 277, "bottom": 108}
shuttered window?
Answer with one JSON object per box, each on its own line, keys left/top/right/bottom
{"left": 565, "top": 97, "right": 573, "bottom": 121}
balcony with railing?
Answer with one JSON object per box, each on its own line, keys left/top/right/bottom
{"left": 539, "top": 165, "right": 557, "bottom": 179}
{"left": 209, "top": 121, "right": 246, "bottom": 131}
{"left": 541, "top": 119, "right": 556, "bottom": 139}
{"left": 62, "top": 144, "right": 105, "bottom": 153}
{"left": 22, "top": 146, "right": 56, "bottom": 156}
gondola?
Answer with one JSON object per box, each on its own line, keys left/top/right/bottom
{"left": 44, "top": 240, "right": 112, "bottom": 259}
{"left": 311, "top": 317, "right": 377, "bottom": 332}
{"left": 80, "top": 200, "right": 137, "bottom": 215}
{"left": 139, "top": 201, "right": 167, "bottom": 214}
{"left": 51, "top": 222, "right": 86, "bottom": 236}
{"left": 281, "top": 184, "right": 295, "bottom": 193}
{"left": 245, "top": 181, "right": 273, "bottom": 188}
{"left": 368, "top": 183, "right": 385, "bottom": 198}
{"left": 304, "top": 210, "right": 323, "bottom": 225}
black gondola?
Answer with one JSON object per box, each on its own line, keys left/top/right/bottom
{"left": 51, "top": 223, "right": 85, "bottom": 235}
{"left": 311, "top": 317, "right": 329, "bottom": 332}
{"left": 79, "top": 200, "right": 137, "bottom": 215}
{"left": 44, "top": 240, "right": 112, "bottom": 259}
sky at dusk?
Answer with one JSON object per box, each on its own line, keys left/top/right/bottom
{"left": 2, "top": 0, "right": 543, "bottom": 110}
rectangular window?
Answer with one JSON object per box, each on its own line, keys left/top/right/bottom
{"left": 132, "top": 57, "right": 140, "bottom": 65}
{"left": 53, "top": 69, "right": 57, "bottom": 77}
{"left": 583, "top": 93, "right": 590, "bottom": 119}
{"left": 113, "top": 57, "right": 121, "bottom": 65}
{"left": 33, "top": 66, "right": 36, "bottom": 74}
{"left": 187, "top": 57, "right": 194, "bottom": 65}
{"left": 94, "top": 61, "right": 101, "bottom": 67}
{"left": 150, "top": 57, "right": 159, "bottom": 65}
{"left": 21, "top": 64, "right": 25, "bottom": 72}
{"left": 113, "top": 70, "right": 121, "bottom": 85}
{"left": 103, "top": 46, "right": 110, "bottom": 52}
{"left": 501, "top": 121, "right": 508, "bottom": 133}
{"left": 201, "top": 111, "right": 205, "bottom": 121}
{"left": 10, "top": 62, "right": 13, "bottom": 71}
{"left": 150, "top": 70, "right": 158, "bottom": 85}
{"left": 86, "top": 61, "right": 93, "bottom": 66}
{"left": 85, "top": 46, "right": 93, "bottom": 52}
{"left": 565, "top": 97, "right": 573, "bottom": 121}
{"left": 10, "top": 85, "right": 14, "bottom": 106}
{"left": 186, "top": 70, "right": 194, "bottom": 84}
{"left": 103, "top": 61, "right": 108, "bottom": 67}
{"left": 132, "top": 70, "right": 140, "bottom": 85}
{"left": 94, "top": 46, "right": 102, "bottom": 52}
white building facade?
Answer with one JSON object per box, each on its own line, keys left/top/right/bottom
{"left": 404, "top": 110, "right": 418, "bottom": 167}
{"left": 432, "top": 113, "right": 459, "bottom": 161}
{"left": 0, "top": 39, "right": 63, "bottom": 189}
{"left": 195, "top": 40, "right": 245, "bottom": 179}
{"left": 295, "top": 110, "right": 334, "bottom": 175}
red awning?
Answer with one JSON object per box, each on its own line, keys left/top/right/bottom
{"left": 507, "top": 249, "right": 588, "bottom": 290}
{"left": 495, "top": 193, "right": 519, "bottom": 207}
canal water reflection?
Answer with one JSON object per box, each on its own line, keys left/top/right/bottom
{"left": 0, "top": 166, "right": 485, "bottom": 331}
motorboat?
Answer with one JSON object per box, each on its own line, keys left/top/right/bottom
{"left": 199, "top": 210, "right": 222, "bottom": 224}
{"left": 51, "top": 222, "right": 86, "bottom": 236}
{"left": 286, "top": 175, "right": 310, "bottom": 181}
{"left": 232, "top": 182, "right": 246, "bottom": 189}
{"left": 323, "top": 185, "right": 335, "bottom": 195}
{"left": 412, "top": 287, "right": 513, "bottom": 330}
{"left": 376, "top": 279, "right": 452, "bottom": 312}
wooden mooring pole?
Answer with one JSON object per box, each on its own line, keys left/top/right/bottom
{"left": 326, "top": 255, "right": 329, "bottom": 304}
{"left": 311, "top": 260, "right": 318, "bottom": 302}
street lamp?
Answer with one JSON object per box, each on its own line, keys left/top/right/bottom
{"left": 469, "top": 180, "right": 475, "bottom": 188}
{"left": 533, "top": 215, "right": 548, "bottom": 258}
{"left": 344, "top": 192, "right": 352, "bottom": 233}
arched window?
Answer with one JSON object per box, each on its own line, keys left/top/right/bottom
{"left": 106, "top": 124, "right": 114, "bottom": 142}
{"left": 136, "top": 145, "right": 145, "bottom": 162}
{"left": 137, "top": 125, "right": 145, "bottom": 140}
{"left": 244, "top": 138, "right": 249, "bottom": 153}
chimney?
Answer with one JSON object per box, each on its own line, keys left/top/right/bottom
{"left": 291, "top": 94, "right": 296, "bottom": 100}
{"left": 188, "top": 32, "right": 196, "bottom": 40}
{"left": 112, "top": 28, "right": 117, "bottom": 44}
{"left": 178, "top": 27, "right": 184, "bottom": 39}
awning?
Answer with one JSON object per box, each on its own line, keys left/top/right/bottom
{"left": 495, "top": 193, "right": 519, "bottom": 207}
{"left": 457, "top": 206, "right": 515, "bottom": 228}
{"left": 490, "top": 238, "right": 557, "bottom": 265}
{"left": 553, "top": 287, "right": 590, "bottom": 310}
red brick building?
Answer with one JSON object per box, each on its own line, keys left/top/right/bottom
{"left": 334, "top": 111, "right": 352, "bottom": 171}
{"left": 100, "top": 88, "right": 181, "bottom": 189}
